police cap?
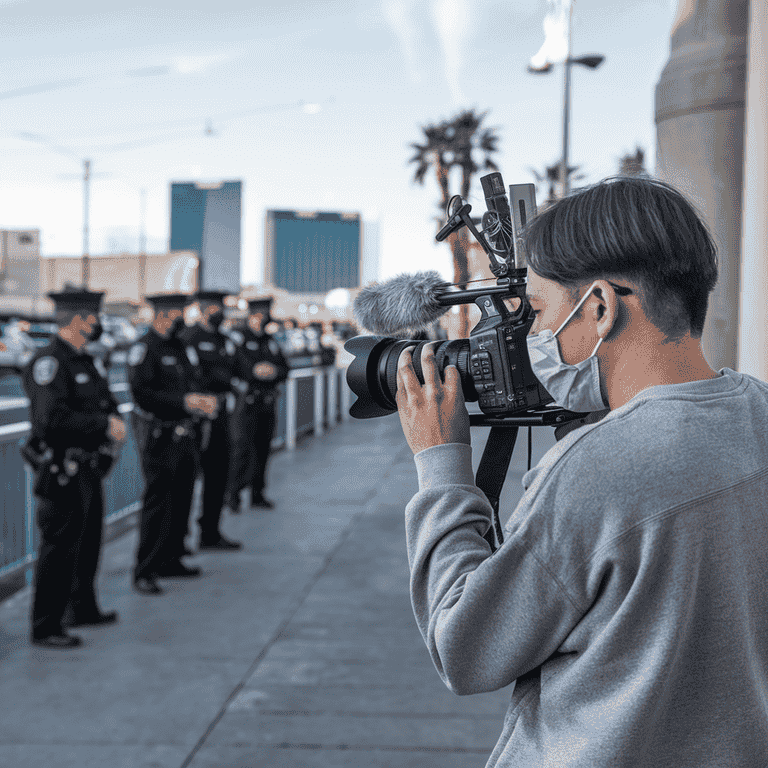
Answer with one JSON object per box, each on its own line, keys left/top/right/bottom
{"left": 247, "top": 296, "right": 273, "bottom": 314}
{"left": 195, "top": 290, "right": 229, "bottom": 305}
{"left": 145, "top": 293, "right": 191, "bottom": 310}
{"left": 48, "top": 287, "right": 104, "bottom": 314}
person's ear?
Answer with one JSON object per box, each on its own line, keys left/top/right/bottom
{"left": 592, "top": 280, "right": 619, "bottom": 341}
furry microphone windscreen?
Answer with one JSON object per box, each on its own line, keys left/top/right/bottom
{"left": 353, "top": 271, "right": 451, "bottom": 335}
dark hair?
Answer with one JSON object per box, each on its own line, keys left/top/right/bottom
{"left": 521, "top": 175, "right": 718, "bottom": 340}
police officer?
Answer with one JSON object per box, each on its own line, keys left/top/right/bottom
{"left": 22, "top": 288, "right": 125, "bottom": 649}
{"left": 178, "top": 291, "right": 242, "bottom": 550}
{"left": 225, "top": 297, "right": 289, "bottom": 511}
{"left": 127, "top": 294, "right": 219, "bottom": 594}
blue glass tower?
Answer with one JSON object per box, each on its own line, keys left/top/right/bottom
{"left": 265, "top": 210, "right": 361, "bottom": 293}
{"left": 170, "top": 181, "right": 241, "bottom": 292}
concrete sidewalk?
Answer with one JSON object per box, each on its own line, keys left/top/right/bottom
{"left": 0, "top": 411, "right": 557, "bottom": 768}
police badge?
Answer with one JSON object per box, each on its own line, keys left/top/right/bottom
{"left": 32, "top": 356, "right": 58, "bottom": 386}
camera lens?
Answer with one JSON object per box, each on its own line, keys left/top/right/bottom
{"left": 344, "top": 335, "right": 477, "bottom": 418}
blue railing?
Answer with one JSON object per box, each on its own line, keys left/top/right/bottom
{"left": 0, "top": 365, "right": 352, "bottom": 592}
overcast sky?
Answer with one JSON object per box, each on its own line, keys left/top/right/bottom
{"left": 0, "top": 0, "right": 678, "bottom": 287}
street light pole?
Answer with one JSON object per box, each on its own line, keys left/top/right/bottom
{"left": 82, "top": 159, "right": 91, "bottom": 287}
{"left": 527, "top": 1, "right": 604, "bottom": 201}
{"left": 139, "top": 188, "right": 147, "bottom": 299}
{"left": 560, "top": 0, "right": 574, "bottom": 198}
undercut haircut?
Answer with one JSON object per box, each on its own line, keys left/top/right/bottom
{"left": 521, "top": 175, "right": 719, "bottom": 340}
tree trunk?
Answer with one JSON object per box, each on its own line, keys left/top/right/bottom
{"left": 444, "top": 228, "right": 471, "bottom": 338}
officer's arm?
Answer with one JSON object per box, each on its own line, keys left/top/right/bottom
{"left": 100, "top": 369, "right": 120, "bottom": 416}
{"left": 270, "top": 341, "right": 290, "bottom": 384}
{"left": 127, "top": 343, "right": 157, "bottom": 414}
{"left": 232, "top": 344, "right": 253, "bottom": 390}
{"left": 222, "top": 337, "right": 245, "bottom": 393}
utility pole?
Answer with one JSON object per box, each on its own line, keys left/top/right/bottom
{"left": 560, "top": 1, "right": 574, "bottom": 197}
{"left": 139, "top": 188, "right": 147, "bottom": 299}
{"left": 82, "top": 159, "right": 91, "bottom": 287}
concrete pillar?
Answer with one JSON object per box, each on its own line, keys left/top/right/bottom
{"left": 737, "top": 0, "right": 768, "bottom": 380}
{"left": 654, "top": 0, "right": 749, "bottom": 371}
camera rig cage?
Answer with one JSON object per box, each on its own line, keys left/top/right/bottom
{"left": 431, "top": 172, "right": 587, "bottom": 549}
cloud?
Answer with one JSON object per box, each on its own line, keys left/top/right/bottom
{"left": 529, "top": 0, "right": 571, "bottom": 70}
{"left": 0, "top": 78, "right": 84, "bottom": 101}
{"left": 382, "top": 0, "right": 473, "bottom": 101}
{"left": 430, "top": 0, "right": 470, "bottom": 105}
{"left": 171, "top": 53, "right": 238, "bottom": 75}
{"left": 382, "top": 0, "right": 423, "bottom": 83}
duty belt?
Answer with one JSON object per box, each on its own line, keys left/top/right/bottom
{"left": 133, "top": 405, "right": 195, "bottom": 440}
{"left": 44, "top": 444, "right": 116, "bottom": 485}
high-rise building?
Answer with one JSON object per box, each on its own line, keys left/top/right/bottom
{"left": 170, "top": 180, "right": 241, "bottom": 293}
{"left": 0, "top": 229, "right": 41, "bottom": 299}
{"left": 265, "top": 210, "right": 361, "bottom": 293}
{"left": 361, "top": 219, "right": 380, "bottom": 286}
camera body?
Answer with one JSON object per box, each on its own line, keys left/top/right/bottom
{"left": 465, "top": 285, "right": 552, "bottom": 415}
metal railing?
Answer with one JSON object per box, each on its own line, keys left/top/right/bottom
{"left": 0, "top": 365, "right": 352, "bottom": 594}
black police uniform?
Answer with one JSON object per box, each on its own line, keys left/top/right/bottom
{"left": 226, "top": 300, "right": 289, "bottom": 509}
{"left": 22, "top": 292, "right": 120, "bottom": 644}
{"left": 178, "top": 295, "right": 241, "bottom": 548}
{"left": 127, "top": 295, "right": 200, "bottom": 589}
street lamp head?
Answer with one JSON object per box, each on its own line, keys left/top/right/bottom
{"left": 573, "top": 54, "right": 605, "bottom": 69}
{"left": 526, "top": 62, "right": 553, "bottom": 75}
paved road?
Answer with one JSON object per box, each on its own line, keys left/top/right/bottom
{"left": 0, "top": 409, "right": 557, "bottom": 768}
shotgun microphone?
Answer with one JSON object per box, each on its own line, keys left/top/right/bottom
{"left": 352, "top": 271, "right": 452, "bottom": 335}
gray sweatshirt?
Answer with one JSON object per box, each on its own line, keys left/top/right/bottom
{"left": 405, "top": 368, "right": 768, "bottom": 767}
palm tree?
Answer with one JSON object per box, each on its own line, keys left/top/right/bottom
{"left": 409, "top": 109, "right": 500, "bottom": 337}
{"left": 527, "top": 161, "right": 587, "bottom": 209}
{"left": 617, "top": 146, "right": 649, "bottom": 177}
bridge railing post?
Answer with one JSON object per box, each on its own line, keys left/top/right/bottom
{"left": 313, "top": 369, "right": 325, "bottom": 437}
{"left": 286, "top": 376, "right": 298, "bottom": 451}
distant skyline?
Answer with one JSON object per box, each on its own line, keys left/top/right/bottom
{"left": 0, "top": 0, "right": 678, "bottom": 287}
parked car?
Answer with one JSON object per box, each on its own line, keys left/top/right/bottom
{"left": 26, "top": 319, "right": 58, "bottom": 348}
{"left": 0, "top": 316, "right": 39, "bottom": 374}
{"left": 101, "top": 315, "right": 139, "bottom": 348}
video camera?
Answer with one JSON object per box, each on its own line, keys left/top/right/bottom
{"left": 344, "top": 171, "right": 584, "bottom": 430}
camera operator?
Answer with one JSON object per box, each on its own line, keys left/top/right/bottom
{"left": 395, "top": 176, "right": 768, "bottom": 766}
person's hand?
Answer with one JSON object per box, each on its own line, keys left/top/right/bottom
{"left": 253, "top": 362, "right": 278, "bottom": 380}
{"left": 184, "top": 393, "right": 219, "bottom": 418}
{"left": 396, "top": 342, "right": 470, "bottom": 455}
{"left": 108, "top": 415, "right": 127, "bottom": 443}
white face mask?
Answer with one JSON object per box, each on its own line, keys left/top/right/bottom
{"left": 525, "top": 282, "right": 608, "bottom": 413}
